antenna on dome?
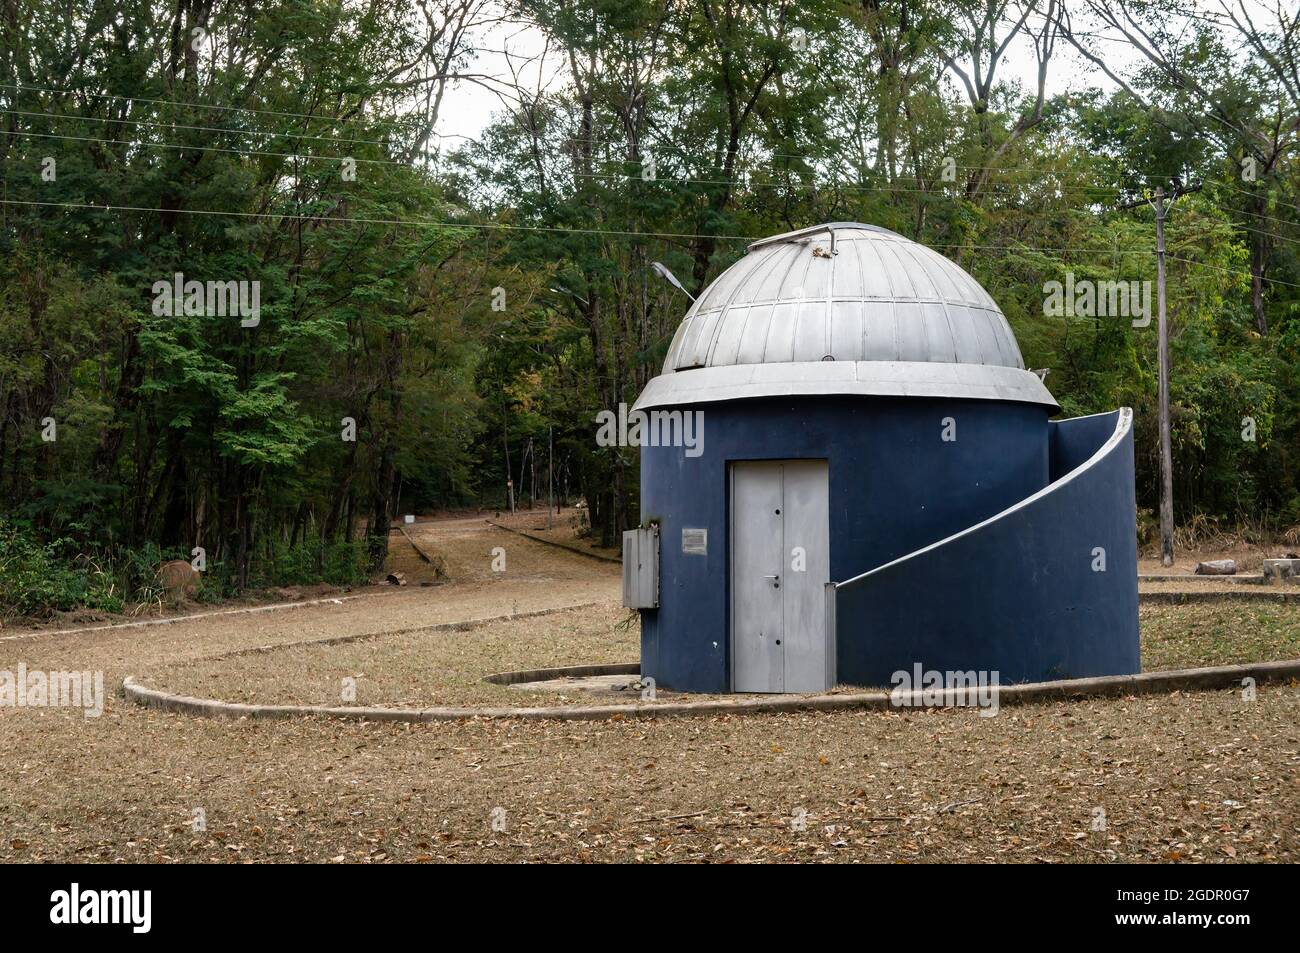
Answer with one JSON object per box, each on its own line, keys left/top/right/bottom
{"left": 650, "top": 261, "right": 696, "bottom": 302}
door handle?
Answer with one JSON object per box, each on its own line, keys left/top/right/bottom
{"left": 762, "top": 574, "right": 780, "bottom": 589}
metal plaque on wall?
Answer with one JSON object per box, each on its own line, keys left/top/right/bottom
{"left": 681, "top": 527, "right": 707, "bottom": 555}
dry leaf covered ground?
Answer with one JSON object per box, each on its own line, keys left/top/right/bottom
{"left": 0, "top": 517, "right": 1297, "bottom": 863}
{"left": 137, "top": 601, "right": 1300, "bottom": 710}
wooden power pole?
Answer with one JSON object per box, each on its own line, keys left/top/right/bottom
{"left": 1121, "top": 181, "right": 1198, "bottom": 566}
{"left": 1154, "top": 186, "right": 1175, "bottom": 567}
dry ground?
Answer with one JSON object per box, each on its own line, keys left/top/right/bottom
{"left": 486, "top": 506, "right": 622, "bottom": 561}
{"left": 140, "top": 601, "right": 1300, "bottom": 710}
{"left": 147, "top": 603, "right": 638, "bottom": 708}
{"left": 1138, "top": 541, "right": 1299, "bottom": 575}
{"left": 1137, "top": 579, "right": 1282, "bottom": 592}
{"left": 1, "top": 518, "right": 1297, "bottom": 863}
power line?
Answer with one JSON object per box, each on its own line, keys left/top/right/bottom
{"left": 4, "top": 129, "right": 401, "bottom": 167}
{"left": 0, "top": 81, "right": 503, "bottom": 144}
{"left": 0, "top": 107, "right": 399, "bottom": 150}
{"left": 10, "top": 115, "right": 1300, "bottom": 248}
{"left": 0, "top": 126, "right": 1152, "bottom": 198}
{"left": 10, "top": 84, "right": 1295, "bottom": 217}
{"left": 0, "top": 197, "right": 750, "bottom": 243}
{"left": 6, "top": 112, "right": 1121, "bottom": 191}
{"left": 16, "top": 122, "right": 1289, "bottom": 236}
{"left": 5, "top": 0, "right": 1285, "bottom": 188}
{"left": 1165, "top": 253, "right": 1300, "bottom": 289}
{"left": 13, "top": 122, "right": 1298, "bottom": 229}
{"left": 1206, "top": 178, "right": 1300, "bottom": 216}
{"left": 0, "top": 97, "right": 1143, "bottom": 181}
{"left": 1184, "top": 193, "right": 1300, "bottom": 247}
{"left": 0, "top": 86, "right": 1235, "bottom": 190}
{"left": 5, "top": 196, "right": 1300, "bottom": 289}
{"left": 1121, "top": 185, "right": 1300, "bottom": 250}
{"left": 0, "top": 81, "right": 413, "bottom": 132}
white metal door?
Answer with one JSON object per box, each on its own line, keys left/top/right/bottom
{"left": 731, "top": 460, "right": 830, "bottom": 692}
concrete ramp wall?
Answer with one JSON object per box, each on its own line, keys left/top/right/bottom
{"left": 833, "top": 408, "right": 1140, "bottom": 686}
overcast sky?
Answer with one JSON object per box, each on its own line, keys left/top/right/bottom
{"left": 430, "top": 5, "right": 1152, "bottom": 150}
{"left": 431, "top": 0, "right": 1283, "bottom": 154}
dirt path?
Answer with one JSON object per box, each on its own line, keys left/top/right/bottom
{"left": 0, "top": 518, "right": 619, "bottom": 675}
{"left": 0, "top": 520, "right": 1296, "bottom": 864}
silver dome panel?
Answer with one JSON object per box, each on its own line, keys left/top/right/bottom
{"left": 665, "top": 223, "right": 1022, "bottom": 371}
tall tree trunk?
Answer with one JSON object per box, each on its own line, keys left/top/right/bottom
{"left": 368, "top": 441, "right": 397, "bottom": 571}
{"left": 367, "top": 328, "right": 403, "bottom": 571}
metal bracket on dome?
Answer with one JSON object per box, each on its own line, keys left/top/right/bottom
{"left": 747, "top": 223, "right": 840, "bottom": 256}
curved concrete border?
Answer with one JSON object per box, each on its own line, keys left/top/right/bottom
{"left": 1139, "top": 590, "right": 1300, "bottom": 604}
{"left": 1139, "top": 573, "right": 1266, "bottom": 585}
{"left": 483, "top": 662, "right": 640, "bottom": 685}
{"left": 124, "top": 657, "right": 1300, "bottom": 723}
{"left": 155, "top": 601, "right": 604, "bottom": 666}
{"left": 0, "top": 590, "right": 392, "bottom": 644}
{"left": 395, "top": 524, "right": 447, "bottom": 576}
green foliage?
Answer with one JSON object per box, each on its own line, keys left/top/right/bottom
{"left": 0, "top": 520, "right": 122, "bottom": 619}
{"left": 0, "top": 517, "right": 370, "bottom": 620}
{"left": 261, "top": 540, "right": 371, "bottom": 588}
{"left": 3, "top": 0, "right": 1300, "bottom": 617}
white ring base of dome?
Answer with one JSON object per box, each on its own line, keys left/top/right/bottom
{"left": 633, "top": 361, "right": 1059, "bottom": 412}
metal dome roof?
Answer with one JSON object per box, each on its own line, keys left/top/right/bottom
{"left": 636, "top": 223, "right": 1057, "bottom": 411}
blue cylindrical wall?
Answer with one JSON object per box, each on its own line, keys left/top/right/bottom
{"left": 833, "top": 409, "right": 1140, "bottom": 684}
{"left": 639, "top": 396, "right": 1053, "bottom": 692}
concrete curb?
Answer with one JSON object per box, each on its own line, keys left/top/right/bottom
{"left": 1139, "top": 590, "right": 1300, "bottom": 604}
{"left": 170, "top": 601, "right": 605, "bottom": 664}
{"left": 0, "top": 590, "right": 392, "bottom": 644}
{"left": 1139, "top": 573, "right": 1266, "bottom": 585}
{"left": 483, "top": 661, "right": 640, "bottom": 685}
{"left": 395, "top": 525, "right": 447, "bottom": 576}
{"left": 123, "top": 657, "right": 1300, "bottom": 724}
{"left": 484, "top": 519, "right": 622, "bottom": 564}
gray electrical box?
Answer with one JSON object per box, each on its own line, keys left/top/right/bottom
{"left": 622, "top": 525, "right": 660, "bottom": 609}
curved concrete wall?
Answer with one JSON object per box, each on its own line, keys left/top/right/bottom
{"left": 833, "top": 408, "right": 1140, "bottom": 685}
{"left": 639, "top": 396, "right": 1052, "bottom": 692}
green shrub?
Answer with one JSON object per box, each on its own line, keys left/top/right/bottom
{"left": 0, "top": 520, "right": 88, "bottom": 618}
{"left": 0, "top": 518, "right": 369, "bottom": 622}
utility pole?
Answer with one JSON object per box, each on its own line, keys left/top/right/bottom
{"left": 501, "top": 387, "right": 515, "bottom": 514}
{"left": 1122, "top": 181, "right": 1199, "bottom": 567}
{"left": 1154, "top": 186, "right": 1174, "bottom": 567}
{"left": 547, "top": 424, "right": 554, "bottom": 530}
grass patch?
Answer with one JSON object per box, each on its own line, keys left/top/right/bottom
{"left": 1140, "top": 602, "right": 1300, "bottom": 670}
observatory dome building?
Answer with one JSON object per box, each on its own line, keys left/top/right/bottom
{"left": 623, "top": 223, "right": 1139, "bottom": 693}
